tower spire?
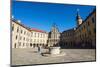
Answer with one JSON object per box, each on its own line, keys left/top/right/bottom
{"left": 76, "top": 8, "right": 82, "bottom": 26}
{"left": 77, "top": 8, "right": 79, "bottom": 16}
{"left": 76, "top": 8, "right": 81, "bottom": 19}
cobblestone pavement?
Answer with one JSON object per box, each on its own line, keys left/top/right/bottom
{"left": 11, "top": 48, "right": 96, "bottom": 65}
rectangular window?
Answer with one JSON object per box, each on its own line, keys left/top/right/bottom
{"left": 87, "top": 27, "right": 90, "bottom": 32}
{"left": 34, "top": 33, "right": 36, "bottom": 37}
{"left": 24, "top": 31, "right": 26, "bottom": 35}
{"left": 21, "top": 30, "right": 23, "bottom": 34}
{"left": 84, "top": 25, "right": 85, "bottom": 29}
{"left": 14, "top": 43, "right": 16, "bottom": 48}
{"left": 12, "top": 24, "right": 14, "bottom": 31}
{"left": 33, "top": 33, "right": 34, "bottom": 36}
{"left": 87, "top": 21, "right": 90, "bottom": 26}
{"left": 41, "top": 34, "right": 42, "bottom": 38}
{"left": 17, "top": 27, "right": 19, "bottom": 32}
{"left": 38, "top": 33, "right": 39, "bottom": 37}
{"left": 92, "top": 17, "right": 95, "bottom": 23}
{"left": 23, "top": 37, "right": 25, "bottom": 40}
{"left": 16, "top": 35, "right": 18, "bottom": 40}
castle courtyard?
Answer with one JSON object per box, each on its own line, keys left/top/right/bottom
{"left": 11, "top": 48, "right": 96, "bottom": 66}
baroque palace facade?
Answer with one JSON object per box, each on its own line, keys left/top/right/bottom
{"left": 12, "top": 19, "right": 48, "bottom": 48}
{"left": 75, "top": 9, "right": 96, "bottom": 48}
{"left": 60, "top": 8, "right": 96, "bottom": 48}
{"left": 47, "top": 23, "right": 60, "bottom": 47}
{"left": 12, "top": 8, "right": 96, "bottom": 49}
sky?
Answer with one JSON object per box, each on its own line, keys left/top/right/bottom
{"left": 12, "top": 0, "right": 95, "bottom": 32}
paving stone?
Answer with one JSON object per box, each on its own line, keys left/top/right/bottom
{"left": 11, "top": 48, "right": 96, "bottom": 65}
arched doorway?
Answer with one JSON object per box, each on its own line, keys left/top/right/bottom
{"left": 30, "top": 43, "right": 32, "bottom": 47}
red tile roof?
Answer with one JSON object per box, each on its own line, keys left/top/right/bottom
{"left": 31, "top": 28, "right": 46, "bottom": 33}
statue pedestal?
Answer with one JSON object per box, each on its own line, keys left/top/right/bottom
{"left": 50, "top": 47, "right": 60, "bottom": 55}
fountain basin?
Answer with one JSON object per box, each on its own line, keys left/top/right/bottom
{"left": 49, "top": 47, "right": 60, "bottom": 55}
{"left": 42, "top": 46, "right": 66, "bottom": 57}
